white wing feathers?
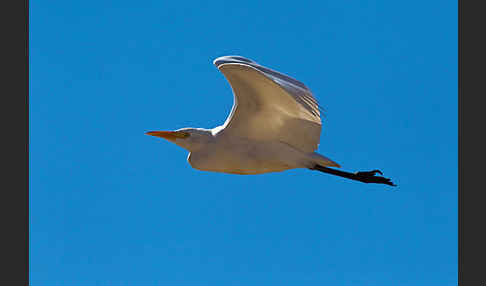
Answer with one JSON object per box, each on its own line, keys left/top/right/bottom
{"left": 214, "top": 56, "right": 323, "bottom": 152}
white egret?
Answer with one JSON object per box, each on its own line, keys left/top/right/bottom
{"left": 146, "top": 56, "right": 395, "bottom": 186}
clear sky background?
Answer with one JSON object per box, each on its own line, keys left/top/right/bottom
{"left": 30, "top": 1, "right": 457, "bottom": 285}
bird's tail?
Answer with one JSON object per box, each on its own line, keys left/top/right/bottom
{"left": 310, "top": 152, "right": 341, "bottom": 168}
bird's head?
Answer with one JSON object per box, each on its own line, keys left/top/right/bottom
{"left": 145, "top": 128, "right": 213, "bottom": 151}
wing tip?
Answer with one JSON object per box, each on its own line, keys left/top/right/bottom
{"left": 213, "top": 55, "right": 256, "bottom": 68}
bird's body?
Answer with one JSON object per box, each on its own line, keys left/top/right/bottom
{"left": 146, "top": 56, "right": 396, "bottom": 186}
{"left": 185, "top": 129, "right": 336, "bottom": 175}
{"left": 188, "top": 137, "right": 300, "bottom": 175}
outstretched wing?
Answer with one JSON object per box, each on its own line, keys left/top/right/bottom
{"left": 214, "top": 56, "right": 322, "bottom": 152}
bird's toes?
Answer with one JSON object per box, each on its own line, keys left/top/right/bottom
{"left": 356, "top": 170, "right": 383, "bottom": 177}
{"left": 372, "top": 169, "right": 383, "bottom": 175}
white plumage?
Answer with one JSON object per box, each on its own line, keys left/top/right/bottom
{"left": 147, "top": 55, "right": 339, "bottom": 174}
{"left": 146, "top": 55, "right": 395, "bottom": 186}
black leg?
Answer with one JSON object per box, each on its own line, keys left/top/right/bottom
{"left": 310, "top": 165, "right": 396, "bottom": 186}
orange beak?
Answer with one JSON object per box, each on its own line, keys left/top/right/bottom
{"left": 145, "top": 131, "right": 179, "bottom": 141}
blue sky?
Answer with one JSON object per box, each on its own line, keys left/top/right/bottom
{"left": 30, "top": 1, "right": 457, "bottom": 285}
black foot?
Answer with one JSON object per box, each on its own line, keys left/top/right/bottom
{"left": 356, "top": 169, "right": 383, "bottom": 176}
{"left": 355, "top": 169, "right": 396, "bottom": 186}
{"left": 310, "top": 165, "right": 397, "bottom": 187}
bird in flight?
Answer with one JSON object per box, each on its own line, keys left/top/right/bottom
{"left": 146, "top": 56, "right": 396, "bottom": 186}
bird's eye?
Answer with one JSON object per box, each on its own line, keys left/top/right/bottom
{"left": 176, "top": 131, "right": 190, "bottom": 139}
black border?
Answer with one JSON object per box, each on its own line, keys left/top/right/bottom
{"left": 459, "top": 0, "right": 486, "bottom": 285}
{"left": 4, "top": 0, "right": 28, "bottom": 284}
